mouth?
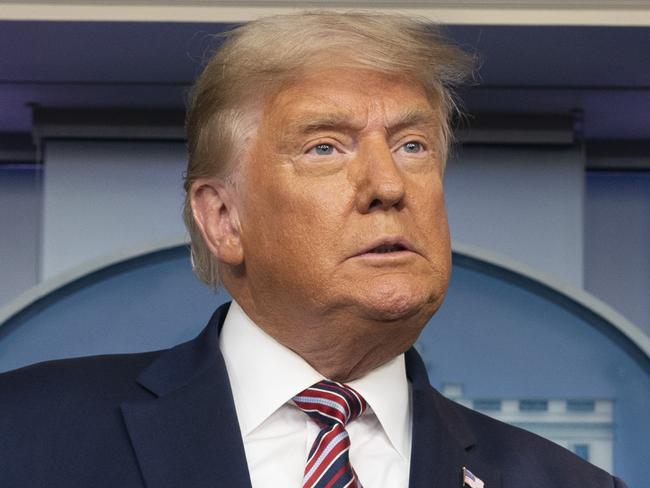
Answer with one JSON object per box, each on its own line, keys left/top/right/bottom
{"left": 354, "top": 237, "right": 416, "bottom": 257}
{"left": 367, "top": 243, "right": 408, "bottom": 254}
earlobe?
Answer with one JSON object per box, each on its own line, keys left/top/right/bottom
{"left": 190, "top": 178, "right": 244, "bottom": 266}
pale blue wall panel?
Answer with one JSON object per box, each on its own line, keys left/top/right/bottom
{"left": 0, "top": 167, "right": 40, "bottom": 305}
{"left": 446, "top": 145, "right": 585, "bottom": 287}
{"left": 41, "top": 140, "right": 187, "bottom": 280}
{"left": 585, "top": 171, "right": 650, "bottom": 336}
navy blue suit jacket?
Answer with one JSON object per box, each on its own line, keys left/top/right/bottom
{"left": 1, "top": 303, "right": 627, "bottom": 487}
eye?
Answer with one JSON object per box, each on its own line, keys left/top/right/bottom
{"left": 402, "top": 141, "right": 424, "bottom": 153}
{"left": 308, "top": 143, "right": 335, "bottom": 156}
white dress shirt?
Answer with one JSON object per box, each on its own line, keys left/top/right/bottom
{"left": 219, "top": 301, "right": 412, "bottom": 488}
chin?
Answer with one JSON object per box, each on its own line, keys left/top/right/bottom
{"left": 357, "top": 280, "right": 438, "bottom": 322}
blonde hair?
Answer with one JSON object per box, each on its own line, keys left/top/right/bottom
{"left": 184, "top": 11, "right": 474, "bottom": 289}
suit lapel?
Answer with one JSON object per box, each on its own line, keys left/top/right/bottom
{"left": 406, "top": 349, "right": 501, "bottom": 488}
{"left": 121, "top": 303, "right": 252, "bottom": 488}
{"left": 121, "top": 303, "right": 500, "bottom": 488}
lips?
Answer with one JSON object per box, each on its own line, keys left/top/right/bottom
{"left": 355, "top": 237, "right": 415, "bottom": 256}
{"left": 370, "top": 243, "right": 407, "bottom": 253}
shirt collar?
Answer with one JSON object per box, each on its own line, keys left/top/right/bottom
{"left": 348, "top": 353, "right": 411, "bottom": 461}
{"left": 219, "top": 300, "right": 411, "bottom": 460}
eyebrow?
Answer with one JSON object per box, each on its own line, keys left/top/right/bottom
{"left": 384, "top": 108, "right": 439, "bottom": 138}
{"left": 287, "top": 108, "right": 439, "bottom": 138}
{"left": 287, "top": 113, "right": 365, "bottom": 136}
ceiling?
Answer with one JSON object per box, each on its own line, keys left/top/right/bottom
{"left": 0, "top": 20, "right": 648, "bottom": 140}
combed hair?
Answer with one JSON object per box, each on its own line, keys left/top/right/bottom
{"left": 184, "top": 10, "right": 474, "bottom": 289}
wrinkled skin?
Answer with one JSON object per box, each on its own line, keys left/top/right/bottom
{"left": 191, "top": 69, "right": 451, "bottom": 381}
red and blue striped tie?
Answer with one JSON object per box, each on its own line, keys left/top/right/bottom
{"left": 293, "top": 380, "right": 367, "bottom": 488}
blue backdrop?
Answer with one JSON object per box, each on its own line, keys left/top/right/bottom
{"left": 0, "top": 246, "right": 647, "bottom": 486}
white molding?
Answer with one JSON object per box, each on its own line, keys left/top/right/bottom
{"left": 453, "top": 242, "right": 650, "bottom": 361}
{"left": 1, "top": 3, "right": 650, "bottom": 25}
{"left": 0, "top": 234, "right": 189, "bottom": 328}
{"left": 1, "top": 238, "right": 648, "bottom": 363}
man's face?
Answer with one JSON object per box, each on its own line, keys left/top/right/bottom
{"left": 236, "top": 68, "right": 451, "bottom": 327}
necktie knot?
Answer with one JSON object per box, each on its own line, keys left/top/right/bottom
{"left": 293, "top": 380, "right": 367, "bottom": 428}
{"left": 293, "top": 380, "right": 366, "bottom": 488}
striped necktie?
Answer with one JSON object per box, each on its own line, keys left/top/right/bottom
{"left": 293, "top": 380, "right": 368, "bottom": 488}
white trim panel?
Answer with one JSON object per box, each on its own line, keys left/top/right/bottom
{"left": 1, "top": 3, "right": 650, "bottom": 26}
{"left": 453, "top": 242, "right": 650, "bottom": 361}
{"left": 0, "top": 234, "right": 189, "bottom": 329}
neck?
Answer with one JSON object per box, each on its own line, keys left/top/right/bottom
{"left": 226, "top": 281, "right": 430, "bottom": 382}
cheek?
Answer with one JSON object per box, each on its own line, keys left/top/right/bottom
{"left": 412, "top": 173, "right": 447, "bottom": 223}
{"left": 242, "top": 175, "right": 347, "bottom": 266}
{"left": 282, "top": 184, "right": 348, "bottom": 254}
{"left": 411, "top": 177, "right": 451, "bottom": 264}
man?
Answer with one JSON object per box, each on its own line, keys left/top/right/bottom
{"left": 0, "top": 11, "right": 627, "bottom": 488}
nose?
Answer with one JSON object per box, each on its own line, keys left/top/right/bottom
{"left": 353, "top": 140, "right": 406, "bottom": 213}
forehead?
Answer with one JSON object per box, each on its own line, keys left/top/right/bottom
{"left": 262, "top": 68, "right": 437, "bottom": 129}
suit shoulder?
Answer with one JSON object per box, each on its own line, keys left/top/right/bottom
{"left": 0, "top": 352, "right": 165, "bottom": 485}
{"left": 437, "top": 393, "right": 623, "bottom": 487}
{"left": 0, "top": 350, "right": 162, "bottom": 404}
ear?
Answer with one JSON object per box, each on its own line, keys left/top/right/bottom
{"left": 190, "top": 178, "right": 244, "bottom": 266}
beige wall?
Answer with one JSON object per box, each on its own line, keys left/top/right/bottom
{"left": 1, "top": 0, "right": 650, "bottom": 25}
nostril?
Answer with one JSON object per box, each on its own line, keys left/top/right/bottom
{"left": 368, "top": 198, "right": 382, "bottom": 210}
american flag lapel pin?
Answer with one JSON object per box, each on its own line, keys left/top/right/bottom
{"left": 462, "top": 466, "right": 485, "bottom": 488}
